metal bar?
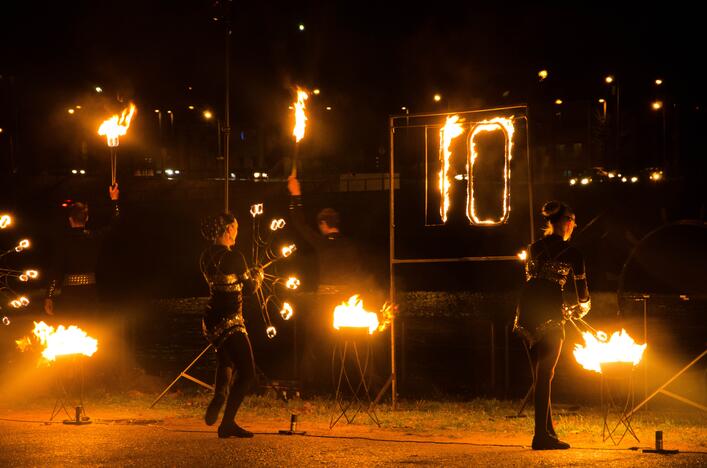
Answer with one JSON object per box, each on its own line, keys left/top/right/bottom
{"left": 625, "top": 349, "right": 707, "bottom": 419}
{"left": 389, "top": 116, "right": 397, "bottom": 410}
{"left": 522, "top": 115, "right": 535, "bottom": 242}
{"left": 659, "top": 389, "right": 707, "bottom": 412}
{"left": 424, "top": 125, "right": 428, "bottom": 223}
{"left": 150, "top": 344, "right": 213, "bottom": 408}
{"left": 393, "top": 255, "right": 519, "bottom": 264}
{"left": 181, "top": 373, "right": 215, "bottom": 390}
{"left": 390, "top": 105, "right": 528, "bottom": 122}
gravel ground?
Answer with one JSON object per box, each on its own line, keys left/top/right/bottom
{"left": 1, "top": 412, "right": 705, "bottom": 467}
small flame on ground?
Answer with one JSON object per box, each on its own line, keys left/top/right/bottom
{"left": 573, "top": 328, "right": 646, "bottom": 373}
{"left": 16, "top": 321, "right": 98, "bottom": 361}
{"left": 292, "top": 88, "right": 309, "bottom": 143}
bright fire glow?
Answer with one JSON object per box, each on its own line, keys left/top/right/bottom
{"left": 285, "top": 277, "right": 300, "bottom": 289}
{"left": 439, "top": 115, "right": 464, "bottom": 223}
{"left": 0, "top": 215, "right": 11, "bottom": 229}
{"left": 280, "top": 302, "right": 293, "bottom": 320}
{"left": 573, "top": 329, "right": 646, "bottom": 373}
{"left": 517, "top": 250, "right": 528, "bottom": 261}
{"left": 292, "top": 88, "right": 309, "bottom": 143}
{"left": 266, "top": 326, "right": 277, "bottom": 339}
{"left": 333, "top": 295, "right": 380, "bottom": 334}
{"left": 270, "top": 218, "right": 286, "bottom": 231}
{"left": 98, "top": 102, "right": 137, "bottom": 147}
{"left": 10, "top": 296, "right": 30, "bottom": 308}
{"left": 281, "top": 244, "right": 296, "bottom": 258}
{"left": 15, "top": 239, "right": 30, "bottom": 252}
{"left": 468, "top": 117, "right": 515, "bottom": 225}
{"left": 16, "top": 321, "right": 98, "bottom": 361}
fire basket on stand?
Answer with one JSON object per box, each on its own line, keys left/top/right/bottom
{"left": 571, "top": 316, "right": 647, "bottom": 445}
{"left": 329, "top": 295, "right": 394, "bottom": 429}
{"left": 15, "top": 321, "right": 98, "bottom": 424}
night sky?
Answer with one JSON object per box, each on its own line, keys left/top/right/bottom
{"left": 1, "top": 1, "right": 704, "bottom": 173}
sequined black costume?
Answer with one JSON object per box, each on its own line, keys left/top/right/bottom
{"left": 514, "top": 234, "right": 589, "bottom": 345}
{"left": 514, "top": 232, "right": 590, "bottom": 449}
{"left": 200, "top": 243, "right": 261, "bottom": 436}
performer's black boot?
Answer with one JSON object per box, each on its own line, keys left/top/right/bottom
{"left": 218, "top": 422, "right": 254, "bottom": 438}
{"left": 532, "top": 433, "right": 570, "bottom": 450}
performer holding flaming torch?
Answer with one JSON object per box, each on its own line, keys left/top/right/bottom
{"left": 200, "top": 213, "right": 264, "bottom": 438}
{"left": 514, "top": 201, "right": 591, "bottom": 450}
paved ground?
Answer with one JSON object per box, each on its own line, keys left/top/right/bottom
{"left": 1, "top": 412, "right": 705, "bottom": 467}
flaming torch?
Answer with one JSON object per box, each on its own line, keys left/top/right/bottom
{"left": 291, "top": 87, "right": 308, "bottom": 177}
{"left": 98, "top": 102, "right": 137, "bottom": 186}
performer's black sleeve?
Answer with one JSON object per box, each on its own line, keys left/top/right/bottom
{"left": 219, "top": 249, "right": 260, "bottom": 295}
{"left": 571, "top": 248, "right": 590, "bottom": 303}
{"left": 288, "top": 195, "right": 324, "bottom": 252}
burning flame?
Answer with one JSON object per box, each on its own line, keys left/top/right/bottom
{"left": 573, "top": 329, "right": 646, "bottom": 373}
{"left": 280, "top": 302, "right": 293, "bottom": 321}
{"left": 292, "top": 88, "right": 309, "bottom": 143}
{"left": 333, "top": 295, "right": 384, "bottom": 334}
{"left": 98, "top": 102, "right": 137, "bottom": 147}
{"left": 16, "top": 321, "right": 98, "bottom": 361}
{"left": 270, "top": 218, "right": 286, "bottom": 231}
{"left": 250, "top": 203, "right": 264, "bottom": 217}
{"left": 266, "top": 326, "right": 277, "bottom": 339}
{"left": 285, "top": 277, "right": 300, "bottom": 289}
{"left": 281, "top": 244, "right": 296, "bottom": 258}
{"left": 439, "top": 115, "right": 464, "bottom": 223}
{"left": 15, "top": 239, "right": 30, "bottom": 252}
{"left": 0, "top": 214, "right": 11, "bottom": 229}
{"left": 10, "top": 296, "right": 30, "bottom": 308}
{"left": 468, "top": 117, "right": 515, "bottom": 225}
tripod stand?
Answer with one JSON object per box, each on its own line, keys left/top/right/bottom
{"left": 51, "top": 358, "right": 92, "bottom": 425}
{"left": 150, "top": 343, "right": 291, "bottom": 408}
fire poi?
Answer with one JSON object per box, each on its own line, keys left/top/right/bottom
{"left": 98, "top": 102, "right": 137, "bottom": 186}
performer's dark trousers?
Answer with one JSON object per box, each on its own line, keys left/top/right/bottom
{"left": 214, "top": 332, "right": 256, "bottom": 425}
{"left": 530, "top": 327, "right": 564, "bottom": 437}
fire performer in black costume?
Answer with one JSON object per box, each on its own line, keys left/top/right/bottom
{"left": 200, "top": 213, "right": 263, "bottom": 438}
{"left": 514, "top": 201, "right": 590, "bottom": 450}
{"left": 44, "top": 184, "right": 120, "bottom": 318}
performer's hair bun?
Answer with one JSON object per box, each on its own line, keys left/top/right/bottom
{"left": 201, "top": 212, "right": 236, "bottom": 241}
{"left": 541, "top": 201, "right": 572, "bottom": 222}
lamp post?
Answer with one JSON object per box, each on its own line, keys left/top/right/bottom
{"left": 604, "top": 75, "right": 620, "bottom": 163}
{"left": 652, "top": 100, "right": 666, "bottom": 167}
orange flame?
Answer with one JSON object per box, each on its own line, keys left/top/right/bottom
{"left": 439, "top": 115, "right": 464, "bottom": 223}
{"left": 16, "top": 321, "right": 97, "bottom": 362}
{"left": 98, "top": 102, "right": 137, "bottom": 147}
{"left": 0, "top": 214, "right": 11, "bottom": 229}
{"left": 292, "top": 88, "right": 308, "bottom": 143}
{"left": 332, "top": 295, "right": 382, "bottom": 334}
{"left": 573, "top": 329, "right": 646, "bottom": 373}
{"left": 468, "top": 117, "right": 515, "bottom": 225}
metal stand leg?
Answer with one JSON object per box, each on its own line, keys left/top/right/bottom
{"left": 150, "top": 344, "right": 214, "bottom": 408}
{"left": 601, "top": 370, "right": 639, "bottom": 445}
{"left": 329, "top": 340, "right": 381, "bottom": 429}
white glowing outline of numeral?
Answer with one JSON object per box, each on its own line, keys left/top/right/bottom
{"left": 467, "top": 117, "right": 515, "bottom": 225}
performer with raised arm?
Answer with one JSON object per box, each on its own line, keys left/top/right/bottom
{"left": 514, "top": 201, "right": 590, "bottom": 450}
{"left": 200, "top": 213, "right": 263, "bottom": 438}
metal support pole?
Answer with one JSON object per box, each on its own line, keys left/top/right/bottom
{"left": 223, "top": 0, "right": 232, "bottom": 212}
{"left": 150, "top": 344, "right": 214, "bottom": 408}
{"left": 388, "top": 116, "right": 397, "bottom": 410}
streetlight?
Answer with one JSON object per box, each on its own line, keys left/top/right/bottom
{"left": 655, "top": 78, "right": 663, "bottom": 86}
{"left": 554, "top": 98, "right": 563, "bottom": 105}
{"left": 202, "top": 110, "right": 221, "bottom": 162}
{"left": 313, "top": 89, "right": 320, "bottom": 95}
{"left": 538, "top": 69, "right": 549, "bottom": 81}
{"left": 604, "top": 75, "right": 620, "bottom": 162}
{"left": 433, "top": 94, "right": 442, "bottom": 102}
{"left": 598, "top": 98, "right": 607, "bottom": 120}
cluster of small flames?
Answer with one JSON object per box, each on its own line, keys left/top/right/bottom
{"left": 573, "top": 328, "right": 647, "bottom": 374}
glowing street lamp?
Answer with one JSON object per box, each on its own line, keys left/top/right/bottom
{"left": 433, "top": 94, "right": 442, "bottom": 103}
{"left": 604, "top": 75, "right": 614, "bottom": 84}
{"left": 651, "top": 100, "right": 663, "bottom": 110}
{"left": 538, "top": 69, "right": 549, "bottom": 81}
{"left": 554, "top": 99, "right": 563, "bottom": 105}
{"left": 655, "top": 78, "right": 663, "bottom": 86}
